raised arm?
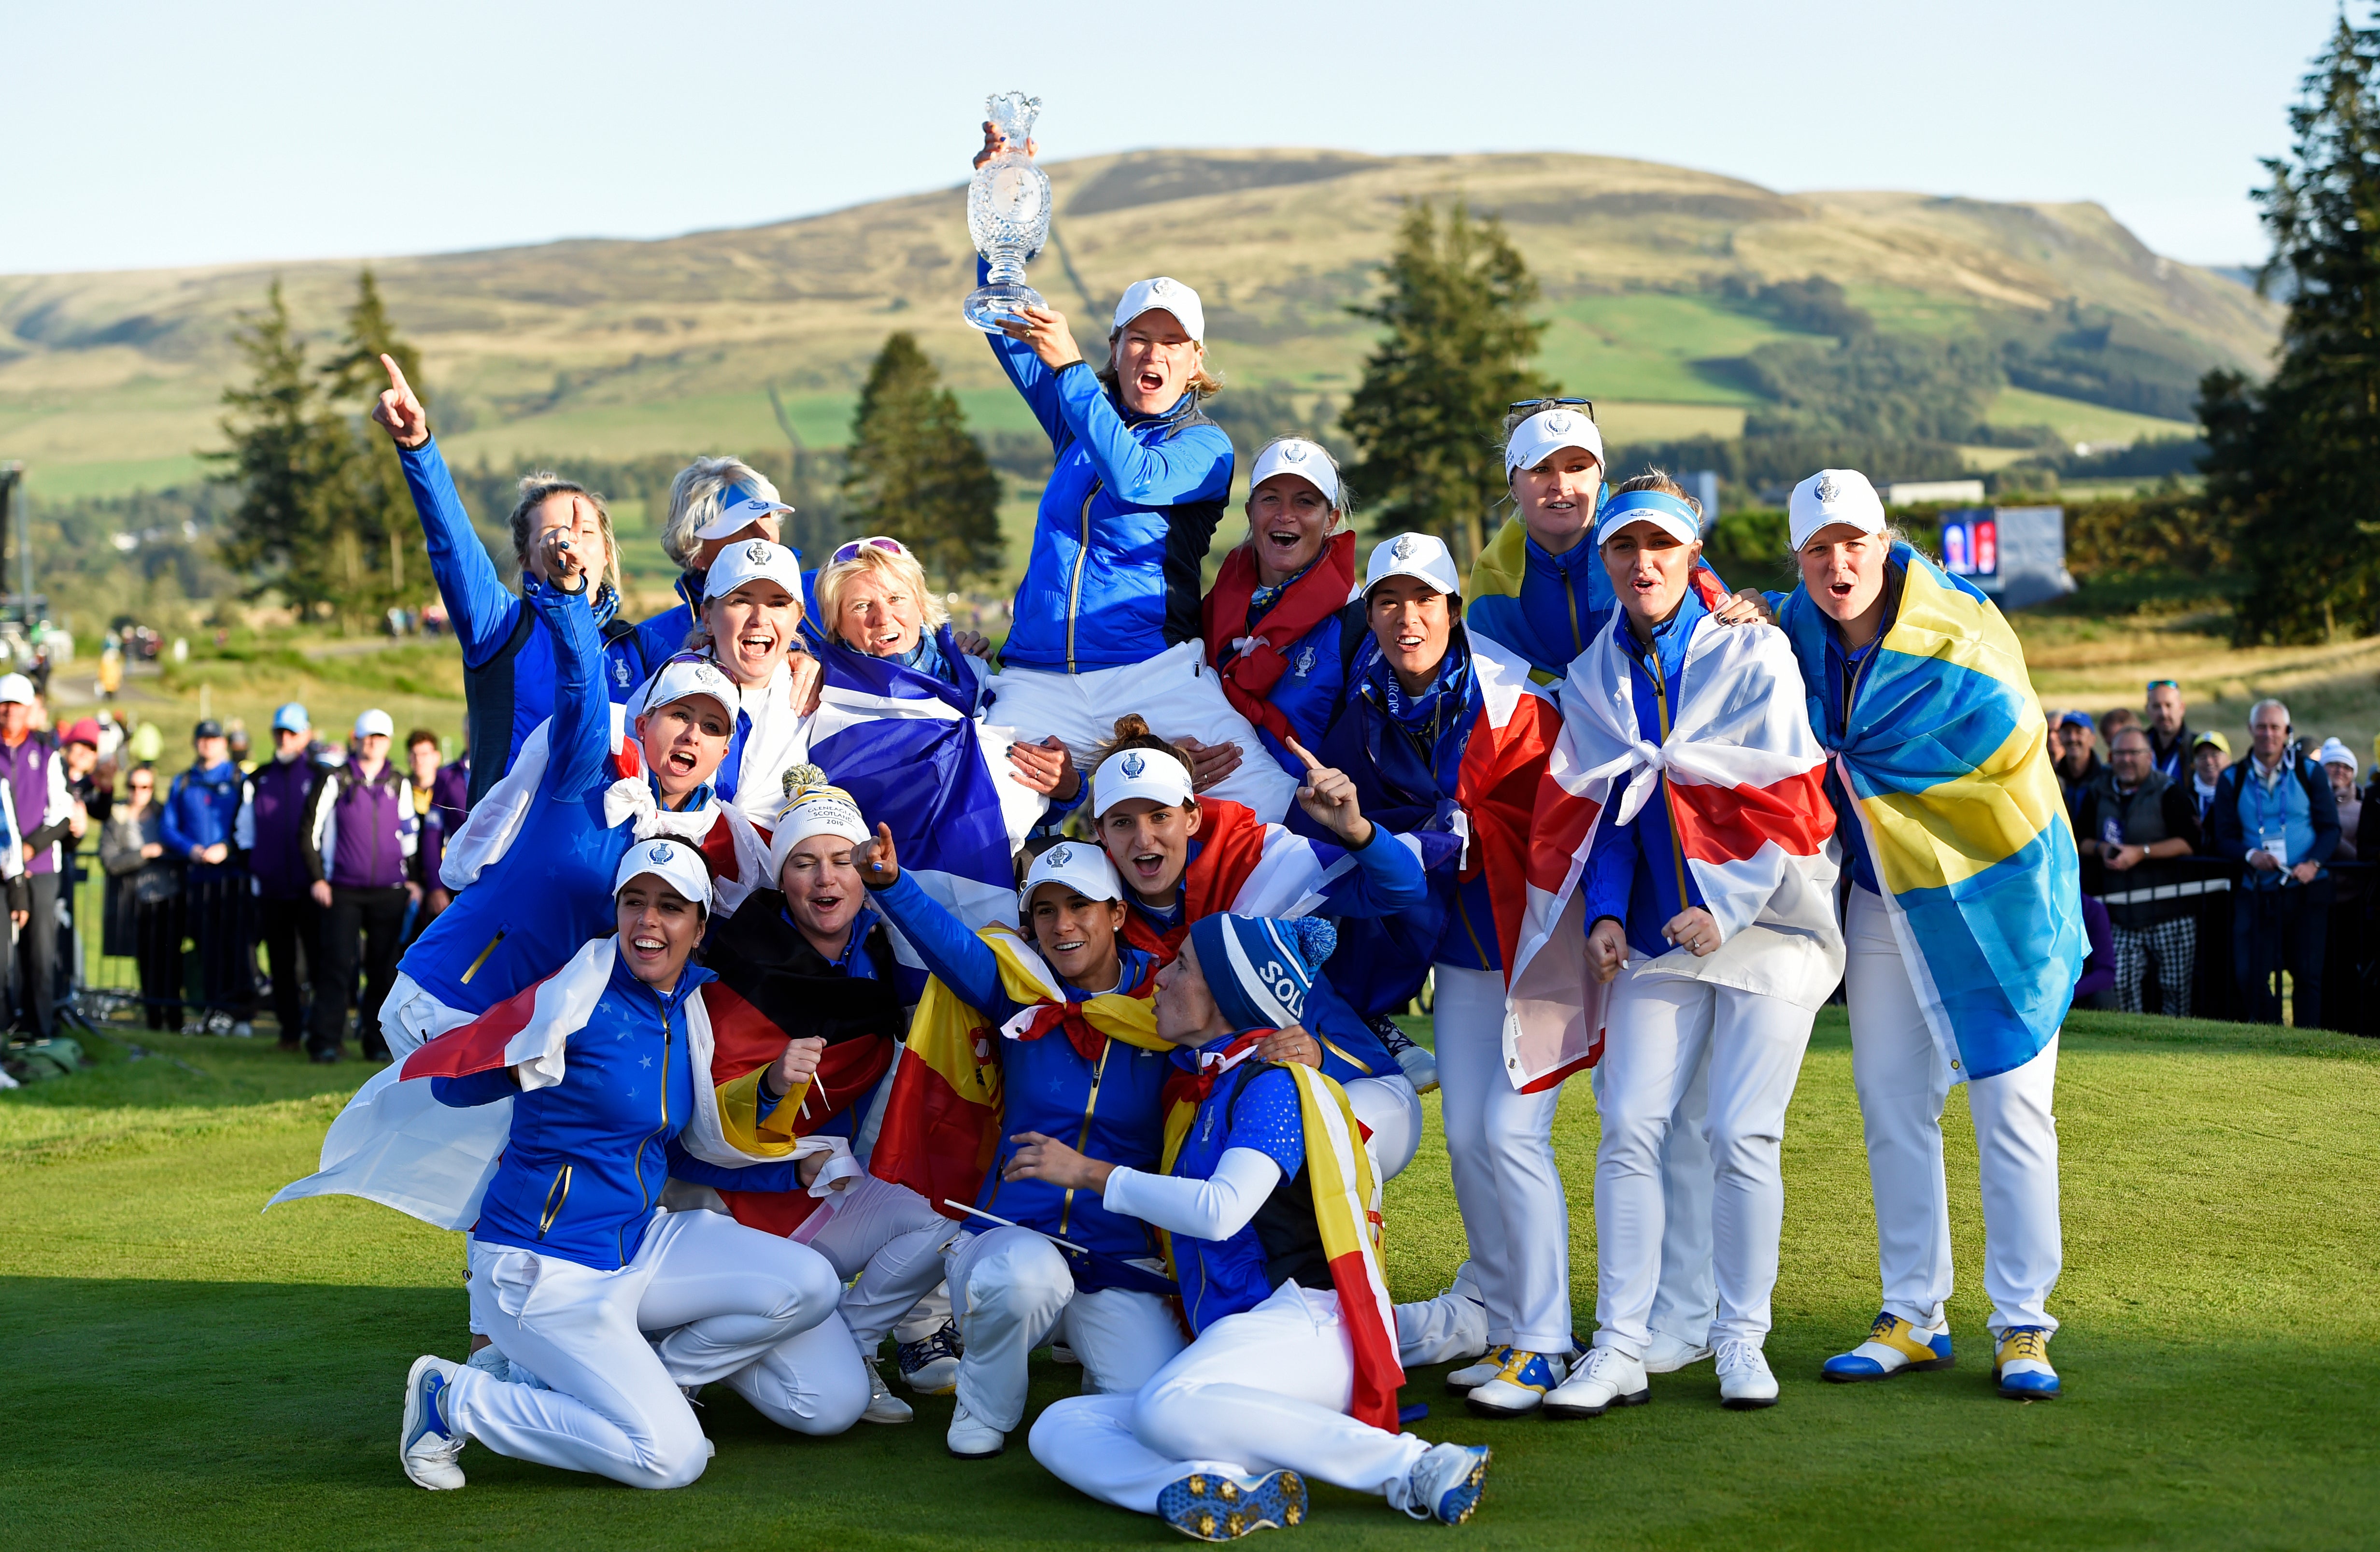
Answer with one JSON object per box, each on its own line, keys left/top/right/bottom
{"left": 370, "top": 355, "right": 524, "bottom": 669}
{"left": 981, "top": 261, "right": 1070, "bottom": 443}
{"left": 528, "top": 542, "right": 610, "bottom": 803}
{"left": 1050, "top": 367, "right": 1233, "bottom": 507}
{"left": 863, "top": 854, "right": 1009, "bottom": 1015}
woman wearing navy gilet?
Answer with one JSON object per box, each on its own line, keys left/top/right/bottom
{"left": 397, "top": 841, "right": 858, "bottom": 1492}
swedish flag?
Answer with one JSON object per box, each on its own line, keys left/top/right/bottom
{"left": 1780, "top": 543, "right": 2082, "bottom": 1080}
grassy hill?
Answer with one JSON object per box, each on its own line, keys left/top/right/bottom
{"left": 0, "top": 150, "right": 2276, "bottom": 500}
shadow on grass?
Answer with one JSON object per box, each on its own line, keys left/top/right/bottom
{"left": 3, "top": 1025, "right": 376, "bottom": 1113}
{"left": 3, "top": 1274, "right": 2375, "bottom": 1552}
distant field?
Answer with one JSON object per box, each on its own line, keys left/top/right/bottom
{"left": 1985, "top": 387, "right": 2197, "bottom": 448}
{"left": 1537, "top": 293, "right": 1816, "bottom": 405}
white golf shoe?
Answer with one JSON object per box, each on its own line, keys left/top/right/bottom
{"left": 1444, "top": 1344, "right": 1512, "bottom": 1396}
{"left": 1394, "top": 1442, "right": 1491, "bottom": 1524}
{"left": 399, "top": 1355, "right": 467, "bottom": 1490}
{"left": 1542, "top": 1345, "right": 1649, "bottom": 1420}
{"left": 861, "top": 1353, "right": 913, "bottom": 1424}
{"left": 1715, "top": 1340, "right": 1779, "bottom": 1409}
{"left": 946, "top": 1400, "right": 1005, "bottom": 1458}
{"left": 1642, "top": 1331, "right": 1714, "bottom": 1374}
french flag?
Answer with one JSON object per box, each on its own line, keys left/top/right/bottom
{"left": 1502, "top": 617, "right": 1840, "bottom": 1090}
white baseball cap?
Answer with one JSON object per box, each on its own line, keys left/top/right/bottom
{"left": 768, "top": 782, "right": 873, "bottom": 882}
{"left": 1504, "top": 407, "right": 1605, "bottom": 476}
{"left": 1020, "top": 840, "right": 1125, "bottom": 915}
{"left": 703, "top": 538, "right": 806, "bottom": 603}
{"left": 1788, "top": 469, "right": 1888, "bottom": 552}
{"left": 1113, "top": 276, "right": 1204, "bottom": 343}
{"left": 693, "top": 480, "right": 795, "bottom": 542}
{"left": 614, "top": 837, "right": 714, "bottom": 911}
{"left": 0, "top": 673, "right": 33, "bottom": 705}
{"left": 631, "top": 655, "right": 739, "bottom": 723}
{"left": 353, "top": 709, "right": 395, "bottom": 740}
{"left": 1091, "top": 745, "right": 1194, "bottom": 817}
{"left": 1247, "top": 438, "right": 1340, "bottom": 508}
{"left": 1363, "top": 533, "right": 1461, "bottom": 598}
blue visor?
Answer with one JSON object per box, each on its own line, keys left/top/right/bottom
{"left": 1593, "top": 489, "right": 1702, "bottom": 547}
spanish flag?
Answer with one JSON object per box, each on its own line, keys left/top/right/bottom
{"left": 869, "top": 925, "right": 1169, "bottom": 1217}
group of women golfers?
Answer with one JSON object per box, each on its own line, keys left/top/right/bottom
{"left": 275, "top": 124, "right": 2081, "bottom": 1541}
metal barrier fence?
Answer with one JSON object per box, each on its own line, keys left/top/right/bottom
{"left": 67, "top": 843, "right": 266, "bottom": 1034}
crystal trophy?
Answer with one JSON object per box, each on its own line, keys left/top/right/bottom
{"left": 964, "top": 91, "right": 1052, "bottom": 332}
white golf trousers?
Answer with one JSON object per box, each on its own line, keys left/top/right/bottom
{"left": 1845, "top": 888, "right": 2063, "bottom": 1335}
{"left": 1590, "top": 966, "right": 1814, "bottom": 1355}
{"left": 795, "top": 1175, "right": 964, "bottom": 1349}
{"left": 1029, "top": 1282, "right": 1433, "bottom": 1513}
{"left": 1431, "top": 964, "right": 1573, "bottom": 1354}
{"left": 945, "top": 1226, "right": 1185, "bottom": 1434}
{"left": 984, "top": 641, "right": 1300, "bottom": 823}
{"left": 452, "top": 1208, "right": 856, "bottom": 1488}
{"left": 1342, "top": 1073, "right": 1423, "bottom": 1182}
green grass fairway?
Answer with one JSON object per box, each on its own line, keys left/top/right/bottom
{"left": 4, "top": 1009, "right": 2376, "bottom": 1550}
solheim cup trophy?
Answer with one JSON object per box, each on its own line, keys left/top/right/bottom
{"left": 963, "top": 91, "right": 1052, "bottom": 332}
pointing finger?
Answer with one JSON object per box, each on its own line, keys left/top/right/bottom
{"left": 1282, "top": 736, "right": 1326, "bottom": 775}
{"left": 380, "top": 353, "right": 412, "bottom": 398}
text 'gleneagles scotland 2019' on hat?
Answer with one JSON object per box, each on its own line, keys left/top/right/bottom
{"left": 614, "top": 837, "right": 714, "bottom": 911}
{"left": 1020, "top": 840, "right": 1126, "bottom": 915}
{"left": 767, "top": 782, "right": 873, "bottom": 882}
{"left": 1247, "top": 438, "right": 1339, "bottom": 507}
{"left": 1112, "top": 277, "right": 1204, "bottom": 343}
{"left": 692, "top": 482, "right": 795, "bottom": 543}
{"left": 1364, "top": 533, "right": 1461, "bottom": 598}
{"left": 1787, "top": 469, "right": 1888, "bottom": 552}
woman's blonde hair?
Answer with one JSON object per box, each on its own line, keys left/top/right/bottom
{"left": 663, "top": 456, "right": 783, "bottom": 569}
{"left": 508, "top": 475, "right": 623, "bottom": 598}
{"left": 1240, "top": 437, "right": 1352, "bottom": 545}
{"left": 812, "top": 539, "right": 949, "bottom": 646}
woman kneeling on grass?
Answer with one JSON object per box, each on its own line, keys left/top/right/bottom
{"left": 398, "top": 840, "right": 865, "bottom": 1491}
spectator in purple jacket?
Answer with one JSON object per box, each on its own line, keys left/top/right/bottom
{"left": 301, "top": 710, "right": 419, "bottom": 1063}
{"left": 402, "top": 728, "right": 460, "bottom": 946}
{"left": 237, "top": 702, "right": 324, "bottom": 1049}
{"left": 0, "top": 672, "right": 73, "bottom": 1038}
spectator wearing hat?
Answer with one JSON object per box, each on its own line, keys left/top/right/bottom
{"left": 0, "top": 673, "right": 74, "bottom": 1038}
{"left": 2144, "top": 681, "right": 2196, "bottom": 785}
{"left": 301, "top": 710, "right": 418, "bottom": 1063}
{"left": 34, "top": 719, "right": 113, "bottom": 1012}
{"left": 161, "top": 717, "right": 256, "bottom": 1033}
{"left": 2205, "top": 698, "right": 2340, "bottom": 1026}
{"left": 2189, "top": 732, "right": 2232, "bottom": 824}
{"left": 2076, "top": 727, "right": 2203, "bottom": 1016}
{"left": 401, "top": 729, "right": 466, "bottom": 944}
{"left": 237, "top": 702, "right": 324, "bottom": 1047}
{"left": 2052, "top": 711, "right": 2102, "bottom": 823}
{"left": 2319, "top": 740, "right": 2363, "bottom": 863}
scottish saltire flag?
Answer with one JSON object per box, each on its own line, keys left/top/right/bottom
{"left": 265, "top": 940, "right": 843, "bottom": 1229}
{"left": 1504, "top": 618, "right": 1841, "bottom": 1091}
{"left": 1779, "top": 542, "right": 2081, "bottom": 1081}
{"left": 808, "top": 636, "right": 1045, "bottom": 940}
{"left": 1465, "top": 515, "right": 1732, "bottom": 683}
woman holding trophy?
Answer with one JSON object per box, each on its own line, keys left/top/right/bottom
{"left": 961, "top": 104, "right": 1300, "bottom": 823}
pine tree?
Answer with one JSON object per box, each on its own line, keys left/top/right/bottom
{"left": 842, "top": 333, "right": 1005, "bottom": 587}
{"left": 209, "top": 280, "right": 355, "bottom": 616}
{"left": 2203, "top": 14, "right": 2380, "bottom": 643}
{"left": 322, "top": 268, "right": 431, "bottom": 620}
{"left": 1340, "top": 201, "right": 1554, "bottom": 567}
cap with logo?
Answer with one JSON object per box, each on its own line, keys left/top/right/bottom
{"left": 1787, "top": 469, "right": 1888, "bottom": 552}
{"left": 768, "top": 782, "right": 873, "bottom": 881}
{"left": 1112, "top": 276, "right": 1205, "bottom": 344}
{"left": 1247, "top": 438, "right": 1339, "bottom": 508}
{"left": 614, "top": 837, "right": 714, "bottom": 911}
{"left": 1020, "top": 840, "right": 1126, "bottom": 914}
{"left": 1593, "top": 488, "right": 1703, "bottom": 548}
{"left": 193, "top": 718, "right": 226, "bottom": 742}
{"left": 2192, "top": 729, "right": 2231, "bottom": 755}
{"left": 354, "top": 709, "right": 395, "bottom": 740}
{"left": 692, "top": 481, "right": 796, "bottom": 543}
{"left": 703, "top": 538, "right": 806, "bottom": 603}
{"left": 1091, "top": 745, "right": 1194, "bottom": 817}
{"left": 2060, "top": 710, "right": 2096, "bottom": 732}
{"left": 0, "top": 673, "right": 34, "bottom": 706}
{"left": 1364, "top": 532, "right": 1461, "bottom": 598}
{"left": 1504, "top": 408, "right": 1605, "bottom": 476}
{"left": 631, "top": 655, "right": 740, "bottom": 723}
{"left": 271, "top": 701, "right": 311, "bottom": 734}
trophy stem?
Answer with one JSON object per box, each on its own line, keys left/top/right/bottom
{"left": 983, "top": 252, "right": 1028, "bottom": 287}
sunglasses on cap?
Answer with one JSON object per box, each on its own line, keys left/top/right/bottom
{"left": 1510, "top": 397, "right": 1596, "bottom": 422}
{"left": 830, "top": 536, "right": 907, "bottom": 566}
{"left": 2146, "top": 679, "right": 2180, "bottom": 691}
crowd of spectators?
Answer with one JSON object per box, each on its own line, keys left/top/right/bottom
{"left": 2052, "top": 680, "right": 2375, "bottom": 1032}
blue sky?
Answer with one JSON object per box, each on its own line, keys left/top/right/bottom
{"left": 0, "top": 0, "right": 2344, "bottom": 275}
